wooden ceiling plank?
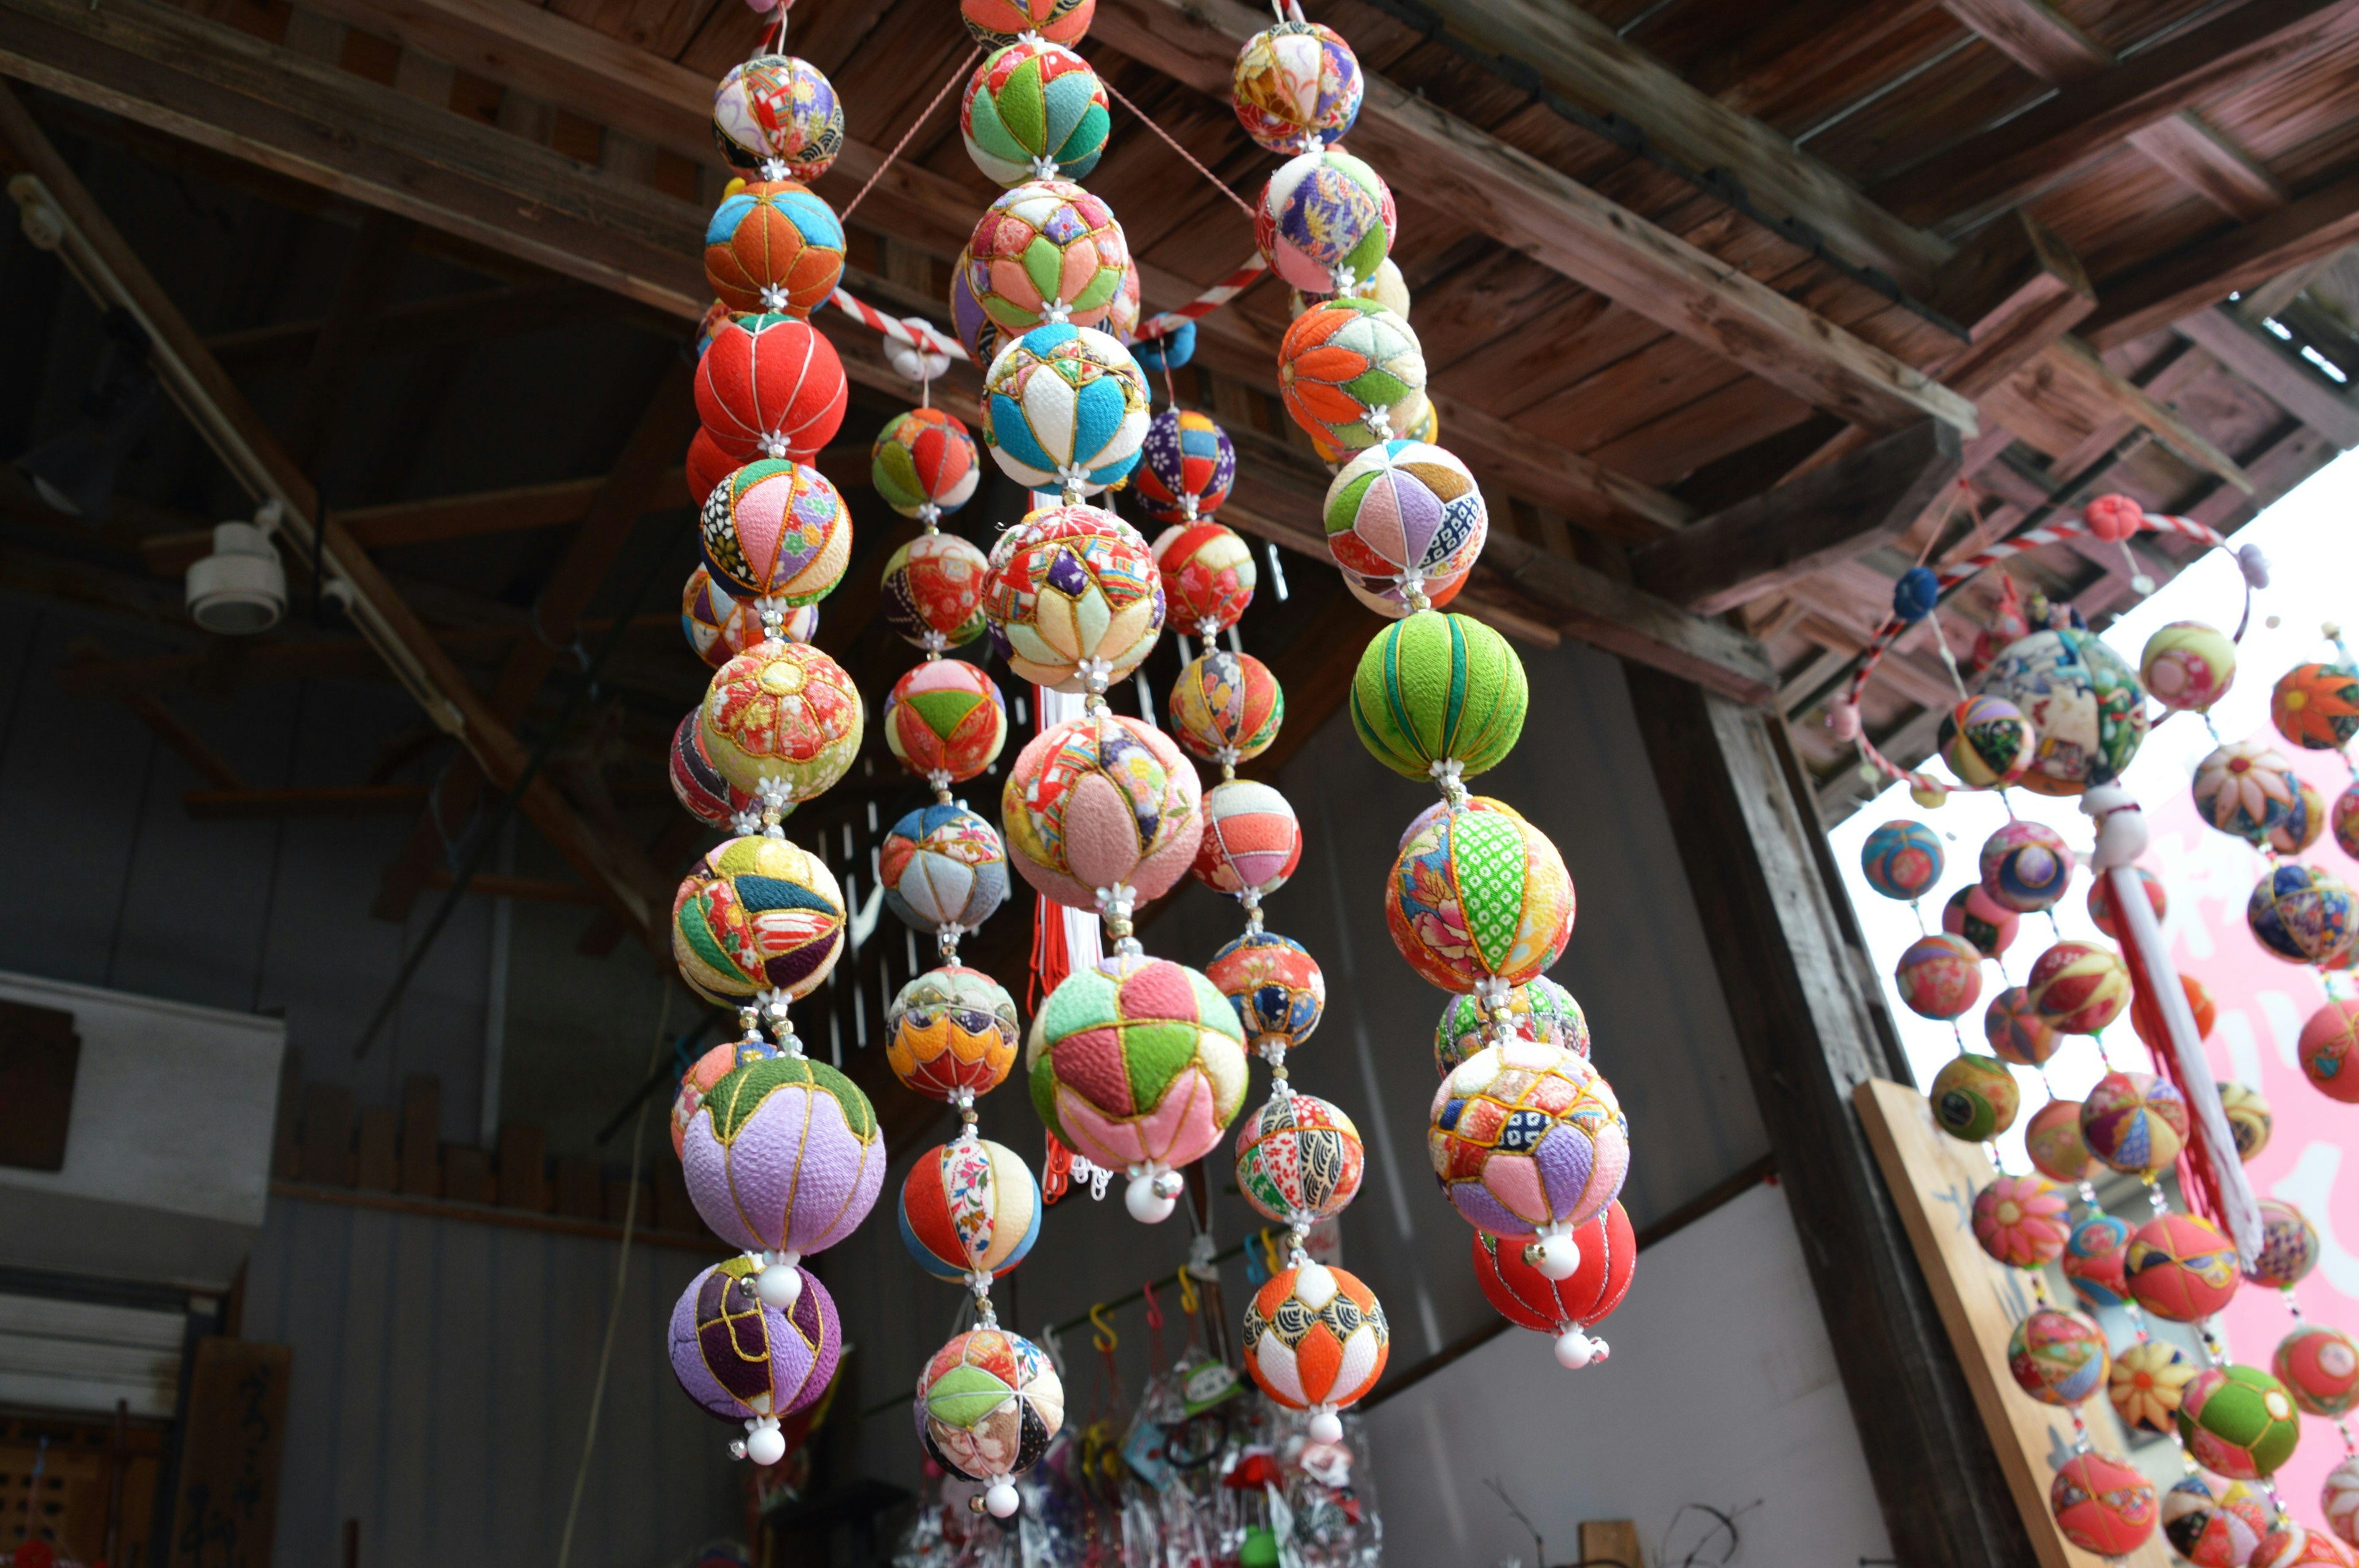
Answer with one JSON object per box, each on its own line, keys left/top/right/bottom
{"left": 2085, "top": 168, "right": 2359, "bottom": 348}
{"left": 2127, "top": 115, "right": 2291, "bottom": 224}
{"left": 203, "top": 278, "right": 635, "bottom": 373}
{"left": 2173, "top": 305, "right": 2359, "bottom": 450}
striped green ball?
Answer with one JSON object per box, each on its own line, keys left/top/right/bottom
{"left": 1348, "top": 610, "right": 1527, "bottom": 780}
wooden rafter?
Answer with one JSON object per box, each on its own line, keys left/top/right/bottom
{"left": 2086, "top": 171, "right": 2359, "bottom": 349}
{"left": 2173, "top": 306, "right": 2359, "bottom": 450}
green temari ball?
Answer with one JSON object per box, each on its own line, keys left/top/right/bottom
{"left": 1348, "top": 610, "right": 1527, "bottom": 781}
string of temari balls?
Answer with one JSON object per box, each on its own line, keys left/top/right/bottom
{"left": 656, "top": 33, "right": 893, "bottom": 1473}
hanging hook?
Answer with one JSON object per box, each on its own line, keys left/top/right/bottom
{"left": 1089, "top": 1301, "right": 1118, "bottom": 1353}
{"left": 1175, "top": 1263, "right": 1200, "bottom": 1316}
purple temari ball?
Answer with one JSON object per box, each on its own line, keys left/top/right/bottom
{"left": 668, "top": 1257, "right": 842, "bottom": 1421}
{"left": 682, "top": 1053, "right": 886, "bottom": 1256}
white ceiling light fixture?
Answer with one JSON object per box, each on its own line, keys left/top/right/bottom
{"left": 186, "top": 499, "right": 287, "bottom": 634}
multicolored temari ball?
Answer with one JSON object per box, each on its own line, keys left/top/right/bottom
{"left": 1428, "top": 1037, "right": 1628, "bottom": 1242}
{"left": 1025, "top": 953, "right": 1250, "bottom": 1190}
{"left": 2329, "top": 1458, "right": 2359, "bottom": 1550}
{"left": 1322, "top": 439, "right": 1486, "bottom": 591}
{"left": 1152, "top": 520, "right": 1255, "bottom": 631}
{"left": 1136, "top": 414, "right": 1238, "bottom": 526}
{"left": 704, "top": 181, "right": 844, "bottom": 317}
{"left": 1471, "top": 1200, "right": 1635, "bottom": 1368}
{"left": 711, "top": 55, "right": 843, "bottom": 181}
{"left": 2180, "top": 1365, "right": 2302, "bottom": 1479}
{"left": 1978, "top": 819, "right": 2074, "bottom": 913}
{"left": 682, "top": 1053, "right": 885, "bottom": 1261}
{"left": 1208, "top": 931, "right": 1325, "bottom": 1056}
{"left": 2277, "top": 1324, "right": 2359, "bottom": 1417}
{"left": 672, "top": 834, "right": 846, "bottom": 1005}
{"left": 671, "top": 712, "right": 754, "bottom": 829}
{"left": 1895, "top": 934, "right": 1982, "bottom": 1020}
{"left": 700, "top": 640, "right": 864, "bottom": 801}
{"left": 1944, "top": 884, "right": 2019, "bottom": 958}
{"left": 1976, "top": 626, "right": 2150, "bottom": 795}
{"left": 1256, "top": 148, "right": 1395, "bottom": 295}
{"left": 2162, "top": 1476, "right": 2272, "bottom": 1568}
{"left": 948, "top": 252, "right": 1011, "bottom": 370}
{"left": 899, "top": 1137, "right": 1041, "bottom": 1284}
{"left": 1193, "top": 779, "right": 1302, "bottom": 900}
{"left": 2087, "top": 864, "right": 2165, "bottom": 941}
{"left": 1972, "top": 1174, "right": 2068, "bottom": 1268}
{"left": 963, "top": 179, "right": 1128, "bottom": 334}
{"left": 697, "top": 313, "right": 847, "bottom": 462}
{"left": 2080, "top": 1071, "right": 2187, "bottom": 1175}
{"left": 886, "top": 964, "right": 1020, "bottom": 1101}
{"left": 982, "top": 505, "right": 1163, "bottom": 690}
{"left": 1344, "top": 561, "right": 1468, "bottom": 620}
{"left": 2025, "top": 940, "right": 2129, "bottom": 1034}
{"left": 1001, "top": 711, "right": 1203, "bottom": 907}
{"left": 2255, "top": 1524, "right": 2359, "bottom": 1567}
{"left": 882, "top": 804, "right": 1009, "bottom": 937}
{"left": 961, "top": 39, "right": 1108, "bottom": 185}
{"left": 2303, "top": 999, "right": 2359, "bottom": 1101}
{"left": 2337, "top": 783, "right": 2359, "bottom": 860}
{"left": 1860, "top": 819, "right": 1942, "bottom": 901}
{"left": 698, "top": 458, "right": 852, "bottom": 604}
{"left": 2221, "top": 1080, "right": 2274, "bottom": 1161}
{"left": 1243, "top": 1263, "right": 1388, "bottom": 1433}
{"left": 2113, "top": 1339, "right": 2199, "bottom": 1436}
{"left": 1168, "top": 650, "right": 1284, "bottom": 766}
{"left": 915, "top": 1328, "right": 1064, "bottom": 1494}
{"left": 1350, "top": 610, "right": 1527, "bottom": 781}
{"left": 1984, "top": 986, "right": 2059, "bottom": 1066}
{"left": 1235, "top": 1091, "right": 1364, "bottom": 1226}
{"left": 1232, "top": 19, "right": 1362, "bottom": 154}
{"left": 2250, "top": 864, "right": 2358, "bottom": 964}
{"left": 880, "top": 531, "right": 990, "bottom": 650}
{"left": 684, "top": 566, "right": 813, "bottom": 670}
{"left": 2277, "top": 778, "right": 2331, "bottom": 854}
{"left": 2194, "top": 739, "right": 2304, "bottom": 842}
{"left": 2050, "top": 1452, "right": 2157, "bottom": 1558}
{"left": 2275, "top": 662, "right": 2359, "bottom": 750}
{"left": 2064, "top": 1212, "right": 2133, "bottom": 1309}
{"left": 2007, "top": 1306, "right": 2107, "bottom": 1405}
{"left": 2026, "top": 1098, "right": 2093, "bottom": 1182}
{"left": 981, "top": 326, "right": 1151, "bottom": 497}
{"left": 2142, "top": 620, "right": 2238, "bottom": 714}
{"left": 885, "top": 659, "right": 1007, "bottom": 786}
{"left": 669, "top": 1257, "right": 841, "bottom": 1437}
{"left": 1278, "top": 297, "right": 1428, "bottom": 454}
{"left": 2127, "top": 1212, "right": 2240, "bottom": 1322}
{"left": 1928, "top": 1053, "right": 2019, "bottom": 1141}
{"left": 2248, "top": 1198, "right": 2321, "bottom": 1290}
{"left": 1434, "top": 977, "right": 1589, "bottom": 1076}
{"left": 1386, "top": 806, "right": 1574, "bottom": 991}
{"left": 671, "top": 1041, "right": 738, "bottom": 1159}
{"left": 961, "top": 0, "right": 1093, "bottom": 48}
{"left": 872, "top": 407, "right": 980, "bottom": 521}
{"left": 1936, "top": 694, "right": 2035, "bottom": 789}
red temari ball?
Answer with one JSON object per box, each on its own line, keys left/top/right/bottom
{"left": 687, "top": 427, "right": 737, "bottom": 507}
{"left": 1894, "top": 934, "right": 1982, "bottom": 1020}
{"left": 2088, "top": 864, "right": 2166, "bottom": 940}
{"left": 2300, "top": 999, "right": 2359, "bottom": 1103}
{"left": 884, "top": 659, "right": 1008, "bottom": 786}
{"left": 1471, "top": 1198, "right": 1635, "bottom": 1367}
{"left": 1192, "top": 778, "right": 1302, "bottom": 900}
{"left": 2052, "top": 1453, "right": 2156, "bottom": 1557}
{"left": 1152, "top": 520, "right": 1256, "bottom": 634}
{"left": 2126, "top": 1212, "right": 2240, "bottom": 1322}
{"left": 697, "top": 313, "right": 848, "bottom": 462}
{"left": 2130, "top": 972, "right": 2215, "bottom": 1052}
{"left": 2025, "top": 940, "right": 2129, "bottom": 1034}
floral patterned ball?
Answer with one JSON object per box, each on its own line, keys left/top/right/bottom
{"left": 880, "top": 531, "right": 990, "bottom": 650}
{"left": 2113, "top": 1339, "right": 2198, "bottom": 1436}
{"left": 915, "top": 1328, "right": 1065, "bottom": 1492}
{"left": 2194, "top": 740, "right": 2302, "bottom": 843}
{"left": 1235, "top": 1091, "right": 1363, "bottom": 1227}
{"left": 699, "top": 639, "right": 865, "bottom": 802}
{"left": 1428, "top": 1037, "right": 1627, "bottom": 1243}
{"left": 2250, "top": 864, "right": 2358, "bottom": 965}
{"left": 2140, "top": 620, "right": 2236, "bottom": 714}
{"left": 2274, "top": 661, "right": 2359, "bottom": 751}
{"left": 1168, "top": 649, "right": 1283, "bottom": 767}
{"left": 1135, "top": 413, "right": 1238, "bottom": 527}
{"left": 2025, "top": 1098, "right": 2092, "bottom": 1182}
{"left": 1386, "top": 806, "right": 1573, "bottom": 991}
{"left": 981, "top": 503, "right": 1163, "bottom": 691}
{"left": 1895, "top": 934, "right": 1982, "bottom": 1020}
{"left": 886, "top": 964, "right": 1021, "bottom": 1102}
{"left": 1152, "top": 520, "right": 1256, "bottom": 633}
{"left": 1976, "top": 626, "right": 2149, "bottom": 796}
{"left": 1231, "top": 18, "right": 1361, "bottom": 154}
{"left": 1971, "top": 1174, "right": 2068, "bottom": 1268}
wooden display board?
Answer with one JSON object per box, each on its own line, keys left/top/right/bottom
{"left": 1855, "top": 1078, "right": 2169, "bottom": 1568}
{"left": 165, "top": 1339, "right": 290, "bottom": 1568}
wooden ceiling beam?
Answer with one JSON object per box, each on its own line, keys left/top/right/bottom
{"left": 2084, "top": 169, "right": 2359, "bottom": 349}
{"left": 205, "top": 278, "right": 639, "bottom": 374}
{"left": 183, "top": 784, "right": 431, "bottom": 819}
{"left": 2172, "top": 306, "right": 2359, "bottom": 450}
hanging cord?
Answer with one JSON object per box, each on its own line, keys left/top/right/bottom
{"left": 842, "top": 49, "right": 981, "bottom": 223}
{"left": 1098, "top": 75, "right": 1258, "bottom": 220}
{"left": 555, "top": 986, "right": 675, "bottom": 1568}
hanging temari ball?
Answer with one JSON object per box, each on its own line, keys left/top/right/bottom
{"left": 981, "top": 504, "right": 1163, "bottom": 690}
{"left": 2025, "top": 940, "right": 2129, "bottom": 1034}
{"left": 949, "top": 254, "right": 1011, "bottom": 371}
{"left": 2087, "top": 864, "right": 2164, "bottom": 940}
{"left": 1192, "top": 779, "right": 1302, "bottom": 900}
{"left": 1169, "top": 649, "right": 1284, "bottom": 767}
{"left": 700, "top": 640, "right": 864, "bottom": 801}
{"left": 699, "top": 459, "right": 853, "bottom": 604}
{"left": 671, "top": 712, "right": 755, "bottom": 829}
{"left": 2114, "top": 1340, "right": 2200, "bottom": 1437}
{"left": 669, "top": 1258, "right": 842, "bottom": 1464}
{"left": 1255, "top": 148, "right": 1395, "bottom": 296}
{"left": 687, "top": 427, "right": 736, "bottom": 505}
{"left": 2275, "top": 663, "right": 2359, "bottom": 751}
{"left": 2081, "top": 1071, "right": 2188, "bottom": 1176}
{"left": 1974, "top": 627, "right": 2149, "bottom": 795}
{"left": 671, "top": 1040, "right": 739, "bottom": 1159}
{"left": 1136, "top": 415, "right": 1238, "bottom": 527}
{"left": 1206, "top": 930, "right": 1325, "bottom": 1056}
{"left": 961, "top": 40, "right": 1109, "bottom": 187}
{"left": 2142, "top": 621, "right": 2238, "bottom": 714}
{"left": 1983, "top": 986, "right": 2058, "bottom": 1066}
{"left": 882, "top": 804, "right": 1010, "bottom": 937}
{"left": 1323, "top": 439, "right": 1487, "bottom": 592}
{"left": 1978, "top": 819, "right": 2073, "bottom": 913}
{"left": 1386, "top": 806, "right": 1574, "bottom": 991}
{"left": 697, "top": 313, "right": 848, "bottom": 462}
{"left": 2256, "top": 1526, "right": 2359, "bottom": 1567}
{"left": 1025, "top": 953, "right": 1250, "bottom": 1220}
{"left": 886, "top": 964, "right": 1021, "bottom": 1101}
{"left": 672, "top": 834, "right": 846, "bottom": 1006}
{"left": 1152, "top": 521, "right": 1256, "bottom": 631}
{"left": 712, "top": 55, "right": 843, "bottom": 181}
{"left": 1928, "top": 1053, "right": 2018, "bottom": 1141}
{"left": 881, "top": 531, "right": 990, "bottom": 650}
{"left": 2220, "top": 1082, "right": 2274, "bottom": 1162}
{"left": 2163, "top": 1476, "right": 2272, "bottom": 1568}
{"left": 1944, "top": 885, "right": 2019, "bottom": 959}
{"left": 2250, "top": 864, "right": 2358, "bottom": 964}
{"left": 683, "top": 1053, "right": 886, "bottom": 1275}
{"left": 872, "top": 408, "right": 981, "bottom": 521}
{"left": 1971, "top": 1174, "right": 2068, "bottom": 1269}
{"left": 2194, "top": 740, "right": 2303, "bottom": 842}
{"left": 1936, "top": 694, "right": 2035, "bottom": 789}
{"left": 1243, "top": 1262, "right": 1388, "bottom": 1442}
{"left": 899, "top": 1137, "right": 1042, "bottom": 1284}
{"left": 1894, "top": 934, "right": 1982, "bottom": 1020}
{"left": 1345, "top": 561, "right": 1469, "bottom": 620}
{"left": 2301, "top": 999, "right": 2359, "bottom": 1101}
{"left": 2329, "top": 1462, "right": 2359, "bottom": 1550}
{"left": 2127, "top": 1212, "right": 2241, "bottom": 1322}
{"left": 1351, "top": 610, "right": 1527, "bottom": 781}
{"left": 1002, "top": 710, "right": 1203, "bottom": 907}
{"left": 2065, "top": 1212, "right": 2133, "bottom": 1309}
{"left": 2007, "top": 1306, "right": 2107, "bottom": 1405}
{"left": 1470, "top": 1200, "right": 1635, "bottom": 1370}
{"left": 705, "top": 181, "right": 845, "bottom": 317}
{"left": 1428, "top": 1037, "right": 1628, "bottom": 1270}
{"left": 2179, "top": 1365, "right": 2302, "bottom": 1479}
{"left": 684, "top": 566, "right": 813, "bottom": 671}
{"left": 1232, "top": 18, "right": 1361, "bottom": 154}
{"left": 1278, "top": 297, "right": 1428, "bottom": 454}
{"left": 1859, "top": 819, "right": 1942, "bottom": 902}
{"left": 961, "top": 0, "right": 1093, "bottom": 48}
{"left": 885, "top": 660, "right": 1007, "bottom": 787}
{"left": 915, "top": 1328, "right": 1065, "bottom": 1517}
{"left": 1435, "top": 977, "right": 1589, "bottom": 1075}
{"left": 2050, "top": 1453, "right": 2156, "bottom": 1558}
{"left": 2277, "top": 1324, "right": 2359, "bottom": 1417}
{"left": 2338, "top": 784, "right": 2359, "bottom": 859}
{"left": 1235, "top": 1091, "right": 1364, "bottom": 1227}
{"left": 2025, "top": 1098, "right": 2092, "bottom": 1182}
{"left": 2247, "top": 1198, "right": 2318, "bottom": 1289}
{"left": 981, "top": 326, "right": 1151, "bottom": 496}
{"left": 2277, "top": 779, "right": 2331, "bottom": 854}
{"left": 964, "top": 179, "right": 1129, "bottom": 333}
